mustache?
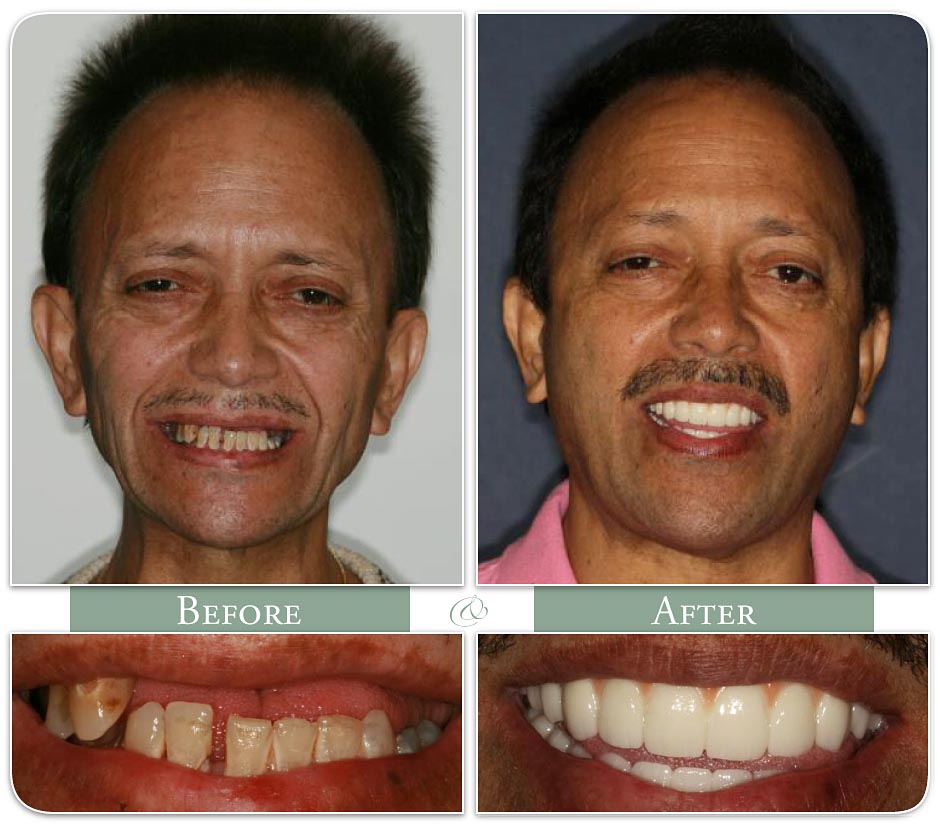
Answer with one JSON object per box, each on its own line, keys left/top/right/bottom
{"left": 142, "top": 387, "right": 309, "bottom": 418}
{"left": 620, "top": 359, "right": 790, "bottom": 416}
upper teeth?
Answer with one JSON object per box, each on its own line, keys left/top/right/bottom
{"left": 525, "top": 678, "right": 884, "bottom": 792}
{"left": 648, "top": 401, "right": 761, "bottom": 428}
{"left": 170, "top": 423, "right": 286, "bottom": 451}
{"left": 41, "top": 679, "right": 444, "bottom": 775}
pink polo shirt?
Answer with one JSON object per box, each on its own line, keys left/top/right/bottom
{"left": 478, "top": 480, "right": 875, "bottom": 585}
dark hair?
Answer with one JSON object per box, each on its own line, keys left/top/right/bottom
{"left": 43, "top": 14, "right": 433, "bottom": 311}
{"left": 514, "top": 15, "right": 896, "bottom": 322}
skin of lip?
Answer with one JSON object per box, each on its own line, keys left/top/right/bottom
{"left": 503, "top": 74, "right": 891, "bottom": 584}
{"left": 30, "top": 82, "right": 427, "bottom": 584}
{"left": 477, "top": 634, "right": 927, "bottom": 812}
{"left": 12, "top": 633, "right": 462, "bottom": 811}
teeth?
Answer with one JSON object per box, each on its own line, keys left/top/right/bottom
{"left": 124, "top": 701, "right": 166, "bottom": 759}
{"left": 416, "top": 718, "right": 443, "bottom": 748}
{"left": 644, "top": 684, "right": 707, "bottom": 757}
{"left": 396, "top": 726, "right": 420, "bottom": 755}
{"left": 850, "top": 703, "right": 870, "bottom": 740}
{"left": 768, "top": 683, "right": 816, "bottom": 757}
{"left": 165, "top": 701, "right": 213, "bottom": 770}
{"left": 360, "top": 709, "right": 395, "bottom": 759}
{"left": 169, "top": 422, "right": 288, "bottom": 452}
{"left": 598, "top": 679, "right": 644, "bottom": 749}
{"left": 272, "top": 717, "right": 318, "bottom": 771}
{"left": 648, "top": 400, "right": 761, "bottom": 429}
{"left": 562, "top": 679, "right": 598, "bottom": 741}
{"left": 44, "top": 684, "right": 74, "bottom": 739}
{"left": 527, "top": 676, "right": 885, "bottom": 791}
{"left": 39, "top": 679, "right": 438, "bottom": 773}
{"left": 706, "top": 685, "right": 769, "bottom": 761}
{"left": 541, "top": 682, "right": 564, "bottom": 724}
{"left": 815, "top": 693, "right": 850, "bottom": 751}
{"left": 68, "top": 677, "right": 134, "bottom": 741}
{"left": 225, "top": 715, "right": 273, "bottom": 777}
{"left": 315, "top": 715, "right": 363, "bottom": 763}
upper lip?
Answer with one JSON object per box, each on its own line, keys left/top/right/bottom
{"left": 13, "top": 634, "right": 462, "bottom": 704}
{"left": 495, "top": 635, "right": 906, "bottom": 714}
{"left": 641, "top": 385, "right": 771, "bottom": 421}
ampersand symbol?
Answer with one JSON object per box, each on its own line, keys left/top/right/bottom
{"left": 450, "top": 595, "right": 488, "bottom": 627}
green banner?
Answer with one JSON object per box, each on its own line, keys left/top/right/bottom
{"left": 534, "top": 587, "right": 873, "bottom": 632}
{"left": 70, "top": 586, "right": 409, "bottom": 632}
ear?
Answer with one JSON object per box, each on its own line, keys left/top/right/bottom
{"left": 370, "top": 308, "right": 428, "bottom": 435}
{"left": 851, "top": 307, "right": 890, "bottom": 426}
{"left": 503, "top": 277, "right": 548, "bottom": 403}
{"left": 31, "top": 284, "right": 87, "bottom": 417}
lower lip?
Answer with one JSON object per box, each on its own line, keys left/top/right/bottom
{"left": 153, "top": 424, "right": 292, "bottom": 471}
{"left": 12, "top": 696, "right": 462, "bottom": 812}
{"left": 481, "top": 693, "right": 914, "bottom": 812}
{"left": 646, "top": 412, "right": 762, "bottom": 459}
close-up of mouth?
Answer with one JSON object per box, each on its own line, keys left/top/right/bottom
{"left": 151, "top": 414, "right": 300, "bottom": 468}
{"left": 12, "top": 634, "right": 462, "bottom": 812}
{"left": 477, "top": 634, "right": 927, "bottom": 812}
{"left": 641, "top": 387, "right": 769, "bottom": 457}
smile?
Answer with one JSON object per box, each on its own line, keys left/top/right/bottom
{"left": 35, "top": 675, "right": 449, "bottom": 775}
{"left": 646, "top": 400, "right": 763, "bottom": 440}
{"left": 12, "top": 634, "right": 462, "bottom": 811}
{"left": 160, "top": 421, "right": 292, "bottom": 452}
{"left": 521, "top": 678, "right": 884, "bottom": 793}
{"left": 478, "top": 634, "right": 927, "bottom": 812}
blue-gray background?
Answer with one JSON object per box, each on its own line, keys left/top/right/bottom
{"left": 478, "top": 14, "right": 927, "bottom": 583}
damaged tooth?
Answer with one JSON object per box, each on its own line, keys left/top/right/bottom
{"left": 207, "top": 426, "right": 221, "bottom": 450}
{"left": 416, "top": 719, "right": 442, "bottom": 748}
{"left": 196, "top": 425, "right": 209, "bottom": 448}
{"left": 360, "top": 710, "right": 396, "bottom": 759}
{"left": 44, "top": 684, "right": 74, "bottom": 739}
{"left": 272, "top": 718, "right": 318, "bottom": 771}
{"left": 315, "top": 715, "right": 362, "bottom": 763}
{"left": 124, "top": 702, "right": 165, "bottom": 759}
{"left": 396, "top": 726, "right": 420, "bottom": 755}
{"left": 68, "top": 677, "right": 134, "bottom": 741}
{"left": 225, "top": 715, "right": 273, "bottom": 777}
{"left": 165, "top": 701, "right": 213, "bottom": 770}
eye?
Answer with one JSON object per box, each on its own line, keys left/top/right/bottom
{"left": 294, "top": 287, "right": 341, "bottom": 307}
{"left": 126, "top": 277, "right": 180, "bottom": 293}
{"left": 768, "top": 264, "right": 821, "bottom": 286}
{"left": 610, "top": 255, "right": 663, "bottom": 272}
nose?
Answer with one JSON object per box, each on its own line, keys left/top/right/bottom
{"left": 187, "top": 290, "right": 279, "bottom": 387}
{"left": 668, "top": 265, "right": 760, "bottom": 356}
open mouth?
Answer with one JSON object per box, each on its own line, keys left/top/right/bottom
{"left": 478, "top": 634, "right": 927, "bottom": 812}
{"left": 159, "top": 421, "right": 293, "bottom": 453}
{"left": 520, "top": 678, "right": 884, "bottom": 792}
{"left": 12, "top": 635, "right": 462, "bottom": 812}
{"left": 645, "top": 399, "right": 763, "bottom": 440}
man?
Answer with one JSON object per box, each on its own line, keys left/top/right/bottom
{"left": 28, "top": 15, "right": 439, "bottom": 583}
{"left": 477, "top": 633, "right": 928, "bottom": 811}
{"left": 479, "top": 15, "right": 922, "bottom": 584}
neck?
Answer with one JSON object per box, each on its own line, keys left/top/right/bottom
{"left": 97, "top": 499, "right": 355, "bottom": 584}
{"left": 563, "top": 485, "right": 816, "bottom": 584}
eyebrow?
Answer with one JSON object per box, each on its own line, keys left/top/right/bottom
{"left": 624, "top": 210, "right": 684, "bottom": 227}
{"left": 132, "top": 242, "right": 338, "bottom": 269}
{"left": 753, "top": 216, "right": 811, "bottom": 237}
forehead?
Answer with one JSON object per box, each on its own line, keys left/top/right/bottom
{"left": 552, "top": 74, "right": 861, "bottom": 265}
{"left": 77, "top": 81, "right": 393, "bottom": 283}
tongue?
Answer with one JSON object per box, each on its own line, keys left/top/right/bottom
{"left": 129, "top": 677, "right": 452, "bottom": 761}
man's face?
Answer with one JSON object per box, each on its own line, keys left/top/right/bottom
{"left": 508, "top": 76, "right": 889, "bottom": 556}
{"left": 38, "top": 83, "right": 422, "bottom": 550}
